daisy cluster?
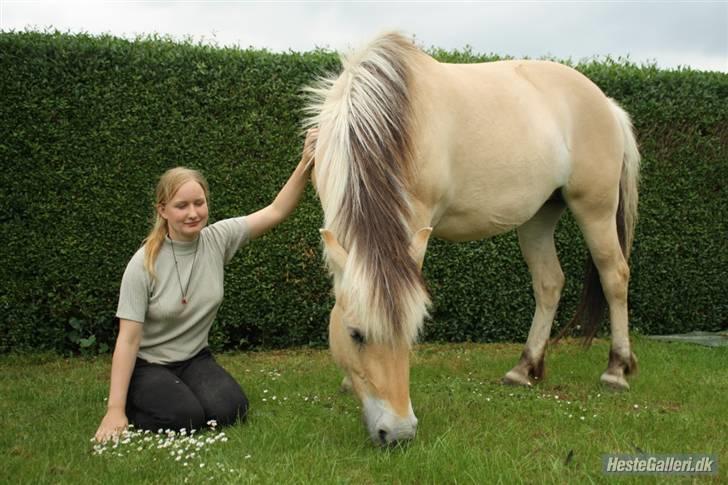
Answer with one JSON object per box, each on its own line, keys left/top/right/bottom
{"left": 91, "top": 420, "right": 233, "bottom": 467}
{"left": 465, "top": 383, "right": 651, "bottom": 423}
{"left": 536, "top": 392, "right": 650, "bottom": 420}
{"left": 538, "top": 393, "right": 601, "bottom": 420}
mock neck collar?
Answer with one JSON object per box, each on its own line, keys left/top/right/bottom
{"left": 164, "top": 234, "right": 200, "bottom": 255}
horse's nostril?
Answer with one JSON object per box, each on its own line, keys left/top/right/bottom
{"left": 378, "top": 429, "right": 388, "bottom": 444}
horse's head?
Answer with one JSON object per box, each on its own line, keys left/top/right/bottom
{"left": 320, "top": 227, "right": 432, "bottom": 446}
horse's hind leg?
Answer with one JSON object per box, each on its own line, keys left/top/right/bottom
{"left": 567, "top": 197, "right": 637, "bottom": 390}
{"left": 503, "top": 201, "right": 566, "bottom": 387}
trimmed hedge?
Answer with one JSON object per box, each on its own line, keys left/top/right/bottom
{"left": 1, "top": 31, "right": 726, "bottom": 354}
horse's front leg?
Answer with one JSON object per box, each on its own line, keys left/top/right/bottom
{"left": 503, "top": 202, "right": 566, "bottom": 386}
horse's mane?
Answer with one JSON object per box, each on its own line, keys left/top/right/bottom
{"left": 305, "top": 32, "right": 430, "bottom": 345}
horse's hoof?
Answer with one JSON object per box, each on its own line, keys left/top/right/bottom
{"left": 600, "top": 372, "right": 630, "bottom": 391}
{"left": 339, "top": 376, "right": 353, "bottom": 393}
{"left": 502, "top": 370, "right": 533, "bottom": 387}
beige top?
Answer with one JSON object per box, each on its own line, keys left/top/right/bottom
{"left": 116, "top": 217, "right": 250, "bottom": 364}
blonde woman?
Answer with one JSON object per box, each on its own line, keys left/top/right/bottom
{"left": 95, "top": 129, "right": 317, "bottom": 443}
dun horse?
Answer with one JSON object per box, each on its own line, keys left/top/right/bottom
{"left": 306, "top": 33, "right": 640, "bottom": 445}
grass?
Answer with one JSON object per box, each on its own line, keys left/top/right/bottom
{"left": 0, "top": 338, "right": 725, "bottom": 484}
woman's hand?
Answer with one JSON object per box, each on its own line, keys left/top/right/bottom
{"left": 95, "top": 319, "right": 141, "bottom": 443}
{"left": 95, "top": 407, "right": 129, "bottom": 443}
{"left": 302, "top": 128, "right": 318, "bottom": 171}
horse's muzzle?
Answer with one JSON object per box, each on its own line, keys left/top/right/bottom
{"left": 363, "top": 396, "right": 418, "bottom": 446}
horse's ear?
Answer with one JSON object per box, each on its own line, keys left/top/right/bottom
{"left": 410, "top": 227, "right": 433, "bottom": 269}
{"left": 320, "top": 229, "right": 348, "bottom": 272}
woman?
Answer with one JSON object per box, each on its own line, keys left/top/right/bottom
{"left": 94, "top": 129, "right": 317, "bottom": 443}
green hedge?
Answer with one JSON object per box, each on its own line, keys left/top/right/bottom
{"left": 1, "top": 31, "right": 726, "bottom": 354}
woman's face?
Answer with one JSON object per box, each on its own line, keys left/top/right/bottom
{"left": 158, "top": 180, "right": 209, "bottom": 241}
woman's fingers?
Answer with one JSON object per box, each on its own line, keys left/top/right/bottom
{"left": 94, "top": 415, "right": 128, "bottom": 443}
{"left": 95, "top": 429, "right": 112, "bottom": 443}
{"left": 304, "top": 128, "right": 318, "bottom": 155}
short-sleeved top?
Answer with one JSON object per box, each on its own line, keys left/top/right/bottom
{"left": 116, "top": 217, "right": 250, "bottom": 364}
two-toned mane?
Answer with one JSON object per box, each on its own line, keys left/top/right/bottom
{"left": 306, "top": 32, "right": 641, "bottom": 445}
{"left": 306, "top": 34, "right": 428, "bottom": 345}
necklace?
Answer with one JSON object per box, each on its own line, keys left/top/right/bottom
{"left": 170, "top": 236, "right": 199, "bottom": 305}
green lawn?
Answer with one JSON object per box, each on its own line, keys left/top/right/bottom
{"left": 0, "top": 338, "right": 724, "bottom": 484}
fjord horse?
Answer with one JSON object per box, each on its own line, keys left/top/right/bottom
{"left": 306, "top": 33, "right": 640, "bottom": 445}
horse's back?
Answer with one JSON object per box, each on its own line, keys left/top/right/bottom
{"left": 411, "top": 58, "right": 623, "bottom": 240}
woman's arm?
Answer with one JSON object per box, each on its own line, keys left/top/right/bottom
{"left": 246, "top": 128, "right": 318, "bottom": 239}
{"left": 94, "top": 319, "right": 143, "bottom": 443}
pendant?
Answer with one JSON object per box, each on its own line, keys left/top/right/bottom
{"left": 182, "top": 298, "right": 188, "bottom": 304}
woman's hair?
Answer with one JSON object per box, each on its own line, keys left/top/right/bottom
{"left": 143, "top": 167, "right": 209, "bottom": 280}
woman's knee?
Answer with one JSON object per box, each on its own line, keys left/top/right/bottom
{"left": 207, "top": 388, "right": 249, "bottom": 426}
{"left": 130, "top": 397, "right": 206, "bottom": 432}
{"left": 180, "top": 355, "right": 249, "bottom": 426}
{"left": 166, "top": 398, "right": 207, "bottom": 430}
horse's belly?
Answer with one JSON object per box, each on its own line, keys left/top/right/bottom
{"left": 429, "top": 147, "right": 568, "bottom": 242}
{"left": 432, "top": 196, "right": 544, "bottom": 241}
{"left": 433, "top": 218, "right": 512, "bottom": 241}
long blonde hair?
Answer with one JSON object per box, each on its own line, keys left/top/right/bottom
{"left": 143, "top": 167, "right": 210, "bottom": 280}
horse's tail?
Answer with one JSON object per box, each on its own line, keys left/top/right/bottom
{"left": 304, "top": 32, "right": 430, "bottom": 345}
{"left": 611, "top": 99, "right": 641, "bottom": 260}
{"left": 557, "top": 98, "right": 640, "bottom": 345}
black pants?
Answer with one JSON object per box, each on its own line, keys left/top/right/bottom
{"left": 126, "top": 348, "right": 248, "bottom": 431}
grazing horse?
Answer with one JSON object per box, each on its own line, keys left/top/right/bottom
{"left": 306, "top": 32, "right": 640, "bottom": 445}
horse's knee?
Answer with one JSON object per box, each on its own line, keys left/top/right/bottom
{"left": 533, "top": 270, "right": 564, "bottom": 309}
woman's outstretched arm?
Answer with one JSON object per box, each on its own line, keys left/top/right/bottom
{"left": 94, "top": 319, "right": 142, "bottom": 443}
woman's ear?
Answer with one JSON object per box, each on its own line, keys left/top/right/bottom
{"left": 157, "top": 203, "right": 167, "bottom": 220}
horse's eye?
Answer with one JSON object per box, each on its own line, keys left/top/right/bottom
{"left": 350, "top": 329, "right": 365, "bottom": 346}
